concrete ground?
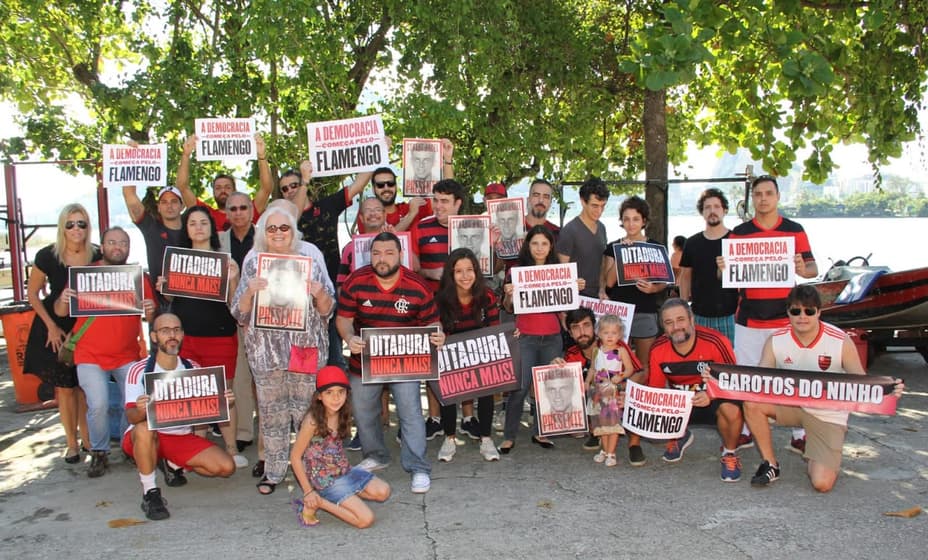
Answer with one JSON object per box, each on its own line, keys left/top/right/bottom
{"left": 0, "top": 348, "right": 926, "bottom": 559}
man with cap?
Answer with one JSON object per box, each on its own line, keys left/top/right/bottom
{"left": 484, "top": 182, "right": 507, "bottom": 202}
{"left": 122, "top": 184, "right": 185, "bottom": 308}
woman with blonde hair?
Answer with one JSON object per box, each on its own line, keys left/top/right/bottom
{"left": 24, "top": 203, "right": 100, "bottom": 463}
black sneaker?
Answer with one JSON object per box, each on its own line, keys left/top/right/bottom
{"left": 628, "top": 444, "right": 646, "bottom": 467}
{"left": 158, "top": 458, "right": 188, "bottom": 487}
{"left": 460, "top": 417, "right": 481, "bottom": 441}
{"left": 87, "top": 451, "right": 108, "bottom": 478}
{"left": 582, "top": 434, "right": 600, "bottom": 450}
{"left": 346, "top": 433, "right": 362, "bottom": 451}
{"left": 236, "top": 439, "right": 253, "bottom": 453}
{"left": 210, "top": 423, "right": 222, "bottom": 438}
{"left": 141, "top": 488, "right": 170, "bottom": 520}
{"left": 425, "top": 417, "right": 444, "bottom": 440}
{"left": 750, "top": 461, "right": 780, "bottom": 487}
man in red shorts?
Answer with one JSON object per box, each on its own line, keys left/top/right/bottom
{"left": 122, "top": 312, "right": 235, "bottom": 520}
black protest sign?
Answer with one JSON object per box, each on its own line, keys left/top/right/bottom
{"left": 612, "top": 242, "right": 675, "bottom": 285}
{"left": 430, "top": 324, "right": 520, "bottom": 405}
{"left": 361, "top": 326, "right": 440, "bottom": 384}
{"left": 145, "top": 366, "right": 229, "bottom": 430}
{"left": 69, "top": 265, "right": 144, "bottom": 317}
{"left": 161, "top": 247, "right": 230, "bottom": 302}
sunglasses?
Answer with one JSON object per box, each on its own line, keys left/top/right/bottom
{"left": 788, "top": 307, "right": 817, "bottom": 316}
{"left": 280, "top": 182, "right": 301, "bottom": 194}
{"left": 266, "top": 224, "right": 292, "bottom": 233}
{"left": 65, "top": 220, "right": 88, "bottom": 230}
{"left": 227, "top": 205, "right": 250, "bottom": 212}
{"left": 373, "top": 180, "right": 396, "bottom": 188}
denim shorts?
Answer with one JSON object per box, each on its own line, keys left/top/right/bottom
{"left": 318, "top": 467, "right": 374, "bottom": 505}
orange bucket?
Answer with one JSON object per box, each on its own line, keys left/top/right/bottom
{"left": 0, "top": 305, "right": 45, "bottom": 406}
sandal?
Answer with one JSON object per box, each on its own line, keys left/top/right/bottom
{"left": 252, "top": 459, "right": 265, "bottom": 478}
{"left": 291, "top": 499, "right": 320, "bottom": 527}
{"left": 257, "top": 476, "right": 277, "bottom": 495}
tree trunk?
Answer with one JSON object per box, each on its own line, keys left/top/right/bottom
{"left": 643, "top": 88, "right": 668, "bottom": 246}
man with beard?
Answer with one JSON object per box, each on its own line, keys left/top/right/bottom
{"left": 336, "top": 232, "right": 445, "bottom": 494}
{"left": 54, "top": 227, "right": 155, "bottom": 478}
{"left": 357, "top": 167, "right": 430, "bottom": 233}
{"left": 645, "top": 298, "right": 745, "bottom": 482}
{"left": 122, "top": 312, "right": 236, "bottom": 520}
{"left": 122, "top": 185, "right": 185, "bottom": 309}
{"left": 552, "top": 308, "right": 602, "bottom": 449}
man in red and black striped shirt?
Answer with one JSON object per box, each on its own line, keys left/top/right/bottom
{"left": 337, "top": 232, "right": 445, "bottom": 494}
{"left": 411, "top": 178, "right": 466, "bottom": 292}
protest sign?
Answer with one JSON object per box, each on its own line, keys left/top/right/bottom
{"left": 431, "top": 325, "right": 520, "bottom": 405}
{"left": 578, "top": 296, "right": 634, "bottom": 343}
{"left": 612, "top": 242, "right": 675, "bottom": 285}
{"left": 532, "top": 362, "right": 587, "bottom": 436}
{"left": 704, "top": 362, "right": 898, "bottom": 415}
{"left": 307, "top": 115, "right": 387, "bottom": 177}
{"left": 402, "top": 138, "right": 442, "bottom": 196}
{"left": 487, "top": 198, "right": 525, "bottom": 259}
{"left": 161, "top": 247, "right": 230, "bottom": 302}
{"left": 721, "top": 237, "right": 795, "bottom": 288}
{"left": 194, "top": 117, "right": 257, "bottom": 161}
{"left": 621, "top": 380, "right": 693, "bottom": 439}
{"left": 68, "top": 265, "right": 143, "bottom": 317}
{"left": 449, "top": 215, "right": 492, "bottom": 276}
{"left": 351, "top": 231, "right": 412, "bottom": 271}
{"left": 145, "top": 366, "right": 229, "bottom": 430}
{"left": 360, "top": 326, "right": 439, "bottom": 384}
{"left": 253, "top": 253, "right": 311, "bottom": 332}
{"left": 102, "top": 143, "right": 168, "bottom": 188}
{"left": 511, "top": 262, "right": 579, "bottom": 314}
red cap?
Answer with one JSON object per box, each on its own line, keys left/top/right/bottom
{"left": 484, "top": 182, "right": 507, "bottom": 198}
{"left": 316, "top": 365, "right": 350, "bottom": 392}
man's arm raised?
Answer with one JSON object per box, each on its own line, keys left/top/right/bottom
{"left": 175, "top": 135, "right": 201, "bottom": 210}
{"left": 253, "top": 133, "right": 273, "bottom": 213}
{"left": 122, "top": 185, "right": 146, "bottom": 223}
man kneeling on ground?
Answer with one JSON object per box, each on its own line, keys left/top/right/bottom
{"left": 123, "top": 312, "right": 236, "bottom": 520}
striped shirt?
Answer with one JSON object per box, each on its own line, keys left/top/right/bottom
{"left": 411, "top": 216, "right": 448, "bottom": 291}
{"left": 647, "top": 325, "right": 735, "bottom": 391}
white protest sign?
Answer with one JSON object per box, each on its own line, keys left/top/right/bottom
{"left": 577, "top": 296, "right": 635, "bottom": 343}
{"left": 621, "top": 380, "right": 693, "bottom": 440}
{"left": 721, "top": 237, "right": 795, "bottom": 288}
{"left": 194, "top": 117, "right": 256, "bottom": 161}
{"left": 511, "top": 262, "right": 579, "bottom": 314}
{"left": 307, "top": 115, "right": 388, "bottom": 177}
{"left": 102, "top": 143, "right": 168, "bottom": 188}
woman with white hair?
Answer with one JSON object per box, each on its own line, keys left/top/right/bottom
{"left": 231, "top": 201, "right": 335, "bottom": 495}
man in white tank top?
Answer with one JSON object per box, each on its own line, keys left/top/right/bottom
{"left": 743, "top": 285, "right": 903, "bottom": 492}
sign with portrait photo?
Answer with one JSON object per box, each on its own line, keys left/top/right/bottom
{"left": 487, "top": 198, "right": 525, "bottom": 259}
{"left": 402, "top": 138, "right": 442, "bottom": 197}
{"left": 68, "top": 265, "right": 144, "bottom": 317}
{"left": 307, "top": 115, "right": 388, "bottom": 177}
{"left": 360, "top": 326, "right": 440, "bottom": 384}
{"left": 532, "top": 362, "right": 587, "bottom": 436}
{"left": 511, "top": 262, "right": 579, "bottom": 314}
{"left": 102, "top": 143, "right": 168, "bottom": 189}
{"left": 194, "top": 117, "right": 257, "bottom": 161}
{"left": 351, "top": 231, "right": 413, "bottom": 271}
{"left": 449, "top": 215, "right": 492, "bottom": 277}
{"left": 253, "top": 253, "right": 312, "bottom": 332}
{"left": 145, "top": 366, "right": 229, "bottom": 430}
{"left": 161, "top": 247, "right": 230, "bottom": 302}
{"left": 612, "top": 242, "right": 675, "bottom": 285}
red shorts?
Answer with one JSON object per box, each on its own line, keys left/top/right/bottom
{"left": 122, "top": 430, "right": 215, "bottom": 470}
{"left": 181, "top": 334, "right": 238, "bottom": 380}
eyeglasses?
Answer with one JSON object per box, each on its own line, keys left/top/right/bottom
{"left": 788, "top": 307, "right": 818, "bottom": 316}
{"left": 65, "top": 220, "right": 88, "bottom": 230}
{"left": 373, "top": 180, "right": 396, "bottom": 188}
{"left": 265, "top": 224, "right": 291, "bottom": 233}
{"left": 156, "top": 327, "right": 183, "bottom": 336}
{"left": 280, "top": 182, "right": 301, "bottom": 194}
{"left": 104, "top": 240, "right": 129, "bottom": 247}
{"left": 228, "top": 205, "right": 250, "bottom": 212}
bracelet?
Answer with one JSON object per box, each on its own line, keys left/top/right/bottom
{"left": 303, "top": 489, "right": 315, "bottom": 497}
{"left": 443, "top": 159, "right": 453, "bottom": 165}
{"left": 257, "top": 157, "right": 267, "bottom": 161}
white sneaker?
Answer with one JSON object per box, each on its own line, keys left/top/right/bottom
{"left": 593, "top": 450, "right": 607, "bottom": 463}
{"left": 438, "top": 437, "right": 457, "bottom": 462}
{"left": 357, "top": 457, "right": 388, "bottom": 472}
{"left": 233, "top": 454, "right": 249, "bottom": 469}
{"left": 605, "top": 454, "right": 617, "bottom": 467}
{"left": 480, "top": 438, "right": 500, "bottom": 461}
{"left": 411, "top": 472, "right": 431, "bottom": 494}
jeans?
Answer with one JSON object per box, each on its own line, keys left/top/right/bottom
{"left": 327, "top": 312, "right": 347, "bottom": 369}
{"left": 350, "top": 375, "right": 430, "bottom": 475}
{"left": 77, "top": 362, "right": 132, "bottom": 452}
{"left": 504, "top": 334, "right": 563, "bottom": 442}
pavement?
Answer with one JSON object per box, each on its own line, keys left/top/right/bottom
{"left": 0, "top": 346, "right": 926, "bottom": 559}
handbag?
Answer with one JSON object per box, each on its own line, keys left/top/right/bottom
{"left": 57, "top": 317, "right": 96, "bottom": 367}
{"left": 288, "top": 345, "right": 319, "bottom": 374}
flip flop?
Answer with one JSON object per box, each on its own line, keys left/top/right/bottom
{"left": 257, "top": 476, "right": 277, "bottom": 495}
{"left": 291, "top": 499, "right": 320, "bottom": 527}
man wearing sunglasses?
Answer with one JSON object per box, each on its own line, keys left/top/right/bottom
{"left": 123, "top": 185, "right": 186, "bottom": 309}
{"left": 356, "top": 167, "right": 431, "bottom": 233}
{"left": 742, "top": 285, "right": 904, "bottom": 492}
{"left": 176, "top": 133, "right": 275, "bottom": 231}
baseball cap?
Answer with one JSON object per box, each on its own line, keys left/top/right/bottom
{"left": 485, "top": 182, "right": 507, "bottom": 198}
{"left": 158, "top": 186, "right": 183, "bottom": 201}
{"left": 316, "top": 366, "right": 350, "bottom": 392}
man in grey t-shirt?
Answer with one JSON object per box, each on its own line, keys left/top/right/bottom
{"left": 556, "top": 177, "right": 609, "bottom": 298}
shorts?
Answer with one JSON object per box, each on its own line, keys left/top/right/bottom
{"left": 317, "top": 467, "right": 374, "bottom": 505}
{"left": 630, "top": 312, "right": 659, "bottom": 339}
{"left": 181, "top": 334, "right": 238, "bottom": 380}
{"left": 772, "top": 406, "right": 847, "bottom": 471}
{"left": 733, "top": 325, "right": 778, "bottom": 366}
{"left": 688, "top": 398, "right": 741, "bottom": 426}
{"left": 694, "top": 314, "right": 735, "bottom": 345}
{"left": 122, "top": 430, "right": 215, "bottom": 470}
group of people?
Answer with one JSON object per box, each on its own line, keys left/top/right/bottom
{"left": 23, "top": 145, "right": 905, "bottom": 528}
